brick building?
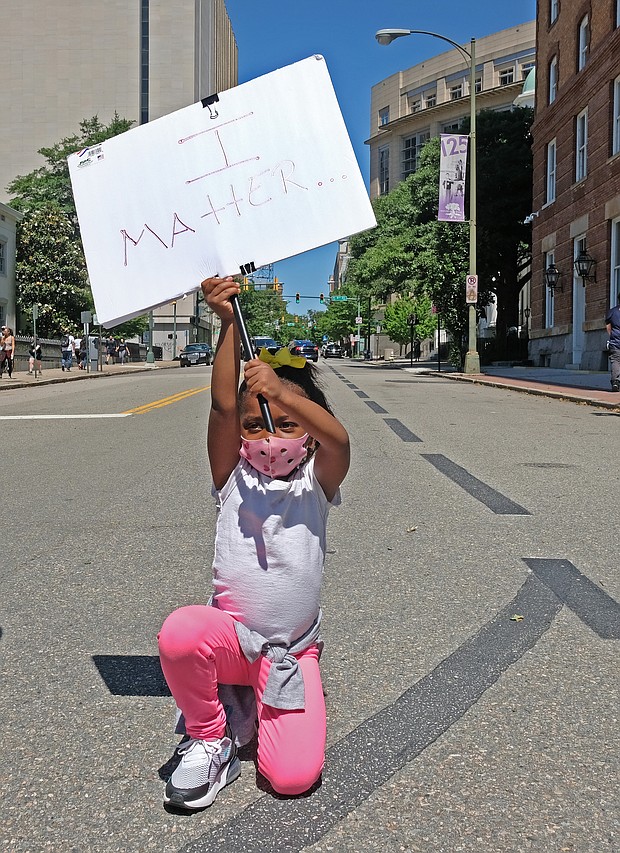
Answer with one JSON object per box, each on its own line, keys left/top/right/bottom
{"left": 530, "top": 1, "right": 620, "bottom": 370}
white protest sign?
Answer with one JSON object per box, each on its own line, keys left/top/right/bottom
{"left": 68, "top": 55, "right": 376, "bottom": 327}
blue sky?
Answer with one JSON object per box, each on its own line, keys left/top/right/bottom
{"left": 223, "top": 0, "right": 535, "bottom": 315}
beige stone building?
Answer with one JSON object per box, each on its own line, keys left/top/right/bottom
{"left": 0, "top": 203, "right": 23, "bottom": 331}
{"left": 0, "top": 0, "right": 237, "bottom": 352}
{"left": 367, "top": 22, "right": 535, "bottom": 200}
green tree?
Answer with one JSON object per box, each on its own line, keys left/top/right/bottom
{"left": 102, "top": 316, "right": 149, "bottom": 338}
{"left": 238, "top": 285, "right": 288, "bottom": 340}
{"left": 15, "top": 203, "right": 92, "bottom": 337}
{"left": 467, "top": 107, "right": 533, "bottom": 343}
{"left": 383, "top": 293, "right": 435, "bottom": 354}
{"left": 316, "top": 291, "right": 359, "bottom": 343}
{"left": 8, "top": 115, "right": 138, "bottom": 337}
{"left": 7, "top": 114, "right": 135, "bottom": 223}
{"left": 346, "top": 107, "right": 534, "bottom": 365}
{"left": 347, "top": 139, "right": 470, "bottom": 364}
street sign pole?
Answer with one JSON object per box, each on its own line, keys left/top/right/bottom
{"left": 32, "top": 303, "right": 39, "bottom": 379}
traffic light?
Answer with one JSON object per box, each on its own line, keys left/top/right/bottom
{"left": 295, "top": 292, "right": 300, "bottom": 304}
{"left": 294, "top": 315, "right": 299, "bottom": 323}
{"left": 319, "top": 293, "right": 324, "bottom": 304}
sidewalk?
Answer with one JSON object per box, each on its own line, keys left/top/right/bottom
{"left": 349, "top": 355, "right": 620, "bottom": 411}
{"left": 414, "top": 362, "right": 619, "bottom": 410}
{"left": 0, "top": 360, "right": 179, "bottom": 390}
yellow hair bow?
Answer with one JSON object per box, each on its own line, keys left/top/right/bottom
{"left": 258, "top": 347, "right": 307, "bottom": 369}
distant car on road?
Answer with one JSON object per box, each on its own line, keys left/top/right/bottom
{"left": 252, "top": 336, "right": 280, "bottom": 355}
{"left": 289, "top": 339, "right": 319, "bottom": 362}
{"left": 323, "top": 342, "right": 344, "bottom": 359}
{"left": 179, "top": 343, "right": 213, "bottom": 367}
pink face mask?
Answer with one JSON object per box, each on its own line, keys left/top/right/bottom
{"left": 240, "top": 433, "right": 310, "bottom": 478}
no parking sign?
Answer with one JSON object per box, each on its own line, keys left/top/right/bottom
{"left": 466, "top": 274, "right": 478, "bottom": 304}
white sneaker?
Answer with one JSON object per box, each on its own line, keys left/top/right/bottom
{"left": 164, "top": 725, "right": 240, "bottom": 810}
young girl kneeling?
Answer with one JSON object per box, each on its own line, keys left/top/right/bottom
{"left": 158, "top": 276, "right": 350, "bottom": 810}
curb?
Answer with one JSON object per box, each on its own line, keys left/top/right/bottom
{"left": 437, "top": 371, "right": 620, "bottom": 411}
{"left": 0, "top": 362, "right": 179, "bottom": 391}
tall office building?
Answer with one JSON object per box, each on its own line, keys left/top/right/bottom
{"left": 0, "top": 0, "right": 237, "bottom": 350}
{"left": 1, "top": 0, "right": 237, "bottom": 201}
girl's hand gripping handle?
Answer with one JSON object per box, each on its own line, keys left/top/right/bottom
{"left": 230, "top": 294, "right": 276, "bottom": 434}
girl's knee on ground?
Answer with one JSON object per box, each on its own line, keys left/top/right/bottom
{"left": 261, "top": 754, "right": 324, "bottom": 797}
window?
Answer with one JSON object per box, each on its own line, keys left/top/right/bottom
{"left": 140, "top": 0, "right": 149, "bottom": 124}
{"left": 449, "top": 84, "right": 462, "bottom": 100}
{"left": 550, "top": 0, "right": 559, "bottom": 24}
{"left": 0, "top": 242, "right": 6, "bottom": 275}
{"left": 576, "top": 108, "right": 588, "bottom": 181}
{"left": 549, "top": 56, "right": 558, "bottom": 103}
{"left": 546, "top": 139, "right": 557, "bottom": 203}
{"left": 425, "top": 92, "right": 436, "bottom": 108}
{"left": 578, "top": 15, "right": 589, "bottom": 70}
{"left": 442, "top": 120, "right": 461, "bottom": 133}
{"left": 611, "top": 218, "right": 620, "bottom": 305}
{"left": 544, "top": 251, "right": 555, "bottom": 328}
{"left": 499, "top": 67, "right": 515, "bottom": 86}
{"left": 378, "top": 146, "right": 390, "bottom": 195}
{"left": 408, "top": 98, "right": 421, "bottom": 114}
{"left": 613, "top": 75, "right": 620, "bottom": 156}
{"left": 402, "top": 131, "right": 430, "bottom": 178}
{"left": 379, "top": 107, "right": 390, "bottom": 127}
{"left": 521, "top": 61, "right": 535, "bottom": 79}
{"left": 474, "top": 76, "right": 482, "bottom": 94}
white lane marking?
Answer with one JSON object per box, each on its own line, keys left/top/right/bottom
{"left": 0, "top": 414, "right": 132, "bottom": 420}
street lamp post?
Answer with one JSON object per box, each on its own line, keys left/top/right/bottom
{"left": 172, "top": 301, "right": 177, "bottom": 360}
{"left": 146, "top": 310, "right": 155, "bottom": 363}
{"left": 376, "top": 28, "right": 480, "bottom": 374}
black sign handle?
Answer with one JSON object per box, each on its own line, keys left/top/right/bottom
{"left": 230, "top": 293, "right": 276, "bottom": 434}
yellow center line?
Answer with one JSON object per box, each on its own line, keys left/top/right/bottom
{"left": 124, "top": 385, "right": 211, "bottom": 415}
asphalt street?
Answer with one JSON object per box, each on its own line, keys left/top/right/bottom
{"left": 0, "top": 362, "right": 618, "bottom": 852}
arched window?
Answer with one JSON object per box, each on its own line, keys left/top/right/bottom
{"left": 549, "top": 56, "right": 558, "bottom": 103}
{"left": 577, "top": 15, "right": 589, "bottom": 71}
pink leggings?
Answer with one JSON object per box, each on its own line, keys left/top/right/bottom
{"left": 158, "top": 605, "right": 326, "bottom": 796}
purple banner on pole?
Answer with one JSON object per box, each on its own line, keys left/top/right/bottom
{"left": 438, "top": 134, "right": 468, "bottom": 222}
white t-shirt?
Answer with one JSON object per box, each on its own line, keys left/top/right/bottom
{"left": 211, "top": 456, "right": 340, "bottom": 645}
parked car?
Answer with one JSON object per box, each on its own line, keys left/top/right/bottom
{"left": 289, "top": 339, "right": 319, "bottom": 362}
{"left": 252, "top": 336, "right": 280, "bottom": 355}
{"left": 323, "top": 342, "right": 344, "bottom": 359}
{"left": 179, "top": 343, "right": 213, "bottom": 367}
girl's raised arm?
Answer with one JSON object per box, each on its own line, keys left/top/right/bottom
{"left": 202, "top": 277, "right": 243, "bottom": 489}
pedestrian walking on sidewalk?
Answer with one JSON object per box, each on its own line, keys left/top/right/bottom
{"left": 60, "top": 331, "right": 75, "bottom": 371}
{"left": 28, "top": 341, "right": 42, "bottom": 374}
{"left": 605, "top": 294, "right": 620, "bottom": 391}
{"left": 158, "top": 275, "right": 350, "bottom": 811}
{"left": 105, "top": 337, "right": 116, "bottom": 365}
{"left": 117, "top": 339, "right": 129, "bottom": 365}
{"left": 0, "top": 327, "right": 15, "bottom": 378}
